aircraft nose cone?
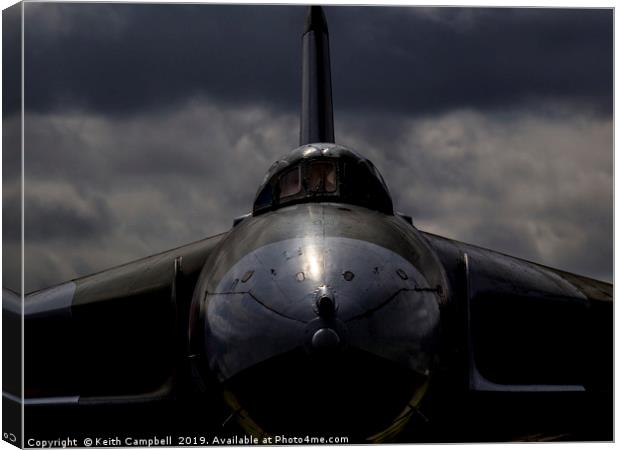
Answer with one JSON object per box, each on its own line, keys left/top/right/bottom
{"left": 311, "top": 327, "right": 340, "bottom": 350}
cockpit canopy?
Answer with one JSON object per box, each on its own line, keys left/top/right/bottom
{"left": 253, "top": 144, "right": 393, "bottom": 215}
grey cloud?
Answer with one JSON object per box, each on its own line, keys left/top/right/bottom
{"left": 3, "top": 115, "right": 22, "bottom": 293}
{"left": 22, "top": 98, "right": 612, "bottom": 292}
{"left": 3, "top": 182, "right": 22, "bottom": 293}
{"left": 338, "top": 107, "right": 612, "bottom": 281}
{"left": 25, "top": 181, "right": 115, "bottom": 241}
{"left": 23, "top": 99, "right": 298, "bottom": 290}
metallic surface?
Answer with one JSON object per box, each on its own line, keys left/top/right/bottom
{"left": 202, "top": 235, "right": 441, "bottom": 379}
{"left": 300, "top": 6, "right": 334, "bottom": 144}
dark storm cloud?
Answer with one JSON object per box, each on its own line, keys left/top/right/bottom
{"left": 23, "top": 4, "right": 612, "bottom": 117}
{"left": 24, "top": 4, "right": 302, "bottom": 115}
{"left": 2, "top": 2, "right": 21, "bottom": 116}
{"left": 330, "top": 7, "right": 613, "bottom": 116}
{"left": 25, "top": 185, "right": 115, "bottom": 242}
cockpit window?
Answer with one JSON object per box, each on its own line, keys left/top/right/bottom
{"left": 253, "top": 145, "right": 393, "bottom": 216}
{"left": 308, "top": 161, "right": 337, "bottom": 193}
{"left": 279, "top": 167, "right": 301, "bottom": 198}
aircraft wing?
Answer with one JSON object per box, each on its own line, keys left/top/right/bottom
{"left": 8, "top": 228, "right": 611, "bottom": 402}
{"left": 421, "top": 231, "right": 612, "bottom": 394}
{"left": 3, "top": 232, "right": 227, "bottom": 410}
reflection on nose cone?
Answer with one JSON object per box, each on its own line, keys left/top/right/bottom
{"left": 311, "top": 327, "right": 340, "bottom": 350}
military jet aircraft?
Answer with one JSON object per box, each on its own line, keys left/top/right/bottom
{"left": 3, "top": 5, "right": 612, "bottom": 445}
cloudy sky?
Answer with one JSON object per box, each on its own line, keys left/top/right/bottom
{"left": 7, "top": 4, "right": 612, "bottom": 292}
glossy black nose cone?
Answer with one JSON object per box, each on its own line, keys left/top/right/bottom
{"left": 311, "top": 327, "right": 340, "bottom": 350}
